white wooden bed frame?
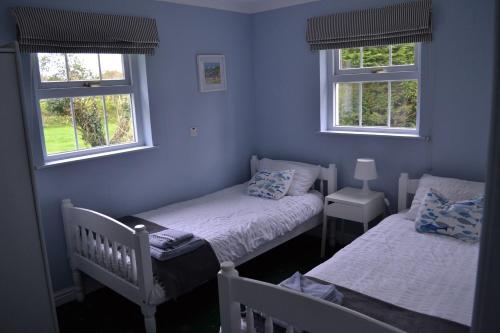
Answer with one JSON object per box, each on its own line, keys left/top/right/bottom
{"left": 61, "top": 155, "right": 337, "bottom": 333}
{"left": 218, "top": 173, "right": 419, "bottom": 333}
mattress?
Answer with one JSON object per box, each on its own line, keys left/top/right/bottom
{"left": 136, "top": 183, "right": 324, "bottom": 263}
{"left": 307, "top": 213, "right": 479, "bottom": 326}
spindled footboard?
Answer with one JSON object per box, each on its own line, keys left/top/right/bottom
{"left": 217, "top": 262, "right": 404, "bottom": 333}
{"left": 61, "top": 199, "right": 158, "bottom": 333}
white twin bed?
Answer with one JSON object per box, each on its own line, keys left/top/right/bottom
{"left": 307, "top": 213, "right": 478, "bottom": 327}
{"left": 218, "top": 173, "right": 482, "bottom": 333}
{"left": 61, "top": 155, "right": 337, "bottom": 333}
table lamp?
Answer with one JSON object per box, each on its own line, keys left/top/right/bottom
{"left": 354, "top": 158, "right": 377, "bottom": 193}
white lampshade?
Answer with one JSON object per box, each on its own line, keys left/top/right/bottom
{"left": 354, "top": 158, "right": 378, "bottom": 181}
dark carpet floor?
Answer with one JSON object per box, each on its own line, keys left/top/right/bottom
{"left": 57, "top": 234, "right": 338, "bottom": 333}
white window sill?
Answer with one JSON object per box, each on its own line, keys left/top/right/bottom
{"left": 318, "top": 130, "right": 430, "bottom": 140}
{"left": 36, "top": 145, "right": 158, "bottom": 169}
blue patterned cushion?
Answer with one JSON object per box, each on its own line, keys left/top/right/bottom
{"left": 247, "top": 170, "right": 295, "bottom": 200}
{"left": 415, "top": 188, "right": 484, "bottom": 242}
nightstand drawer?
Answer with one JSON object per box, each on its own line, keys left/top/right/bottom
{"left": 325, "top": 202, "right": 363, "bottom": 222}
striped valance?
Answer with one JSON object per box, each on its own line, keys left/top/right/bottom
{"left": 306, "top": 0, "right": 432, "bottom": 51}
{"left": 11, "top": 7, "right": 159, "bottom": 54}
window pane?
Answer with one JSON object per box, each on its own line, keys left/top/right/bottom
{"left": 100, "top": 54, "right": 125, "bottom": 80}
{"left": 40, "top": 98, "right": 75, "bottom": 154}
{"left": 73, "top": 96, "right": 106, "bottom": 149}
{"left": 38, "top": 53, "right": 67, "bottom": 82}
{"left": 337, "top": 83, "right": 360, "bottom": 126}
{"left": 340, "top": 48, "right": 361, "bottom": 69}
{"left": 362, "top": 82, "right": 388, "bottom": 126}
{"left": 392, "top": 43, "right": 415, "bottom": 65}
{"left": 391, "top": 81, "right": 418, "bottom": 128}
{"left": 362, "top": 46, "right": 390, "bottom": 67}
{"left": 67, "top": 54, "right": 100, "bottom": 81}
{"left": 105, "top": 95, "right": 135, "bottom": 144}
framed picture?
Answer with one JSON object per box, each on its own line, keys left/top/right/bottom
{"left": 197, "top": 54, "right": 227, "bottom": 93}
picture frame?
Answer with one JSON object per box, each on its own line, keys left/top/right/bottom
{"left": 197, "top": 54, "right": 227, "bottom": 93}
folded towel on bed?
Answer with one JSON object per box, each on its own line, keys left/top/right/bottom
{"left": 149, "top": 237, "right": 204, "bottom": 261}
{"left": 149, "top": 229, "right": 194, "bottom": 249}
{"left": 279, "top": 272, "right": 344, "bottom": 304}
{"left": 119, "top": 215, "right": 220, "bottom": 299}
{"left": 244, "top": 272, "right": 344, "bottom": 333}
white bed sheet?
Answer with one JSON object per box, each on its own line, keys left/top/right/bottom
{"left": 307, "top": 213, "right": 479, "bottom": 326}
{"left": 136, "top": 183, "right": 323, "bottom": 263}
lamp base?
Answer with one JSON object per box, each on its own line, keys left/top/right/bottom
{"left": 361, "top": 180, "right": 372, "bottom": 193}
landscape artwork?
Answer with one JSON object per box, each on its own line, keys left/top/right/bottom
{"left": 197, "top": 55, "right": 226, "bottom": 92}
{"left": 204, "top": 62, "right": 221, "bottom": 84}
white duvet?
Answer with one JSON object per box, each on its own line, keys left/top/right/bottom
{"left": 137, "top": 183, "right": 323, "bottom": 263}
{"left": 307, "top": 214, "right": 479, "bottom": 326}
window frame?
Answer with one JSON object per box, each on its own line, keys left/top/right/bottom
{"left": 321, "top": 43, "right": 421, "bottom": 136}
{"left": 32, "top": 53, "right": 148, "bottom": 163}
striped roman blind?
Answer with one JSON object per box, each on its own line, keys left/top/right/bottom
{"left": 11, "top": 7, "right": 159, "bottom": 54}
{"left": 306, "top": 0, "right": 432, "bottom": 51}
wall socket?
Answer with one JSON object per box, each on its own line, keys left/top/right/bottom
{"left": 190, "top": 127, "right": 198, "bottom": 137}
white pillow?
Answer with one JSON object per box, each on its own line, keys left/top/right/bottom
{"left": 407, "top": 174, "right": 485, "bottom": 220}
{"left": 258, "top": 158, "right": 321, "bottom": 196}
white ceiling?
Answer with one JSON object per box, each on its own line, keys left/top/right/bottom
{"left": 157, "top": 0, "right": 320, "bottom": 14}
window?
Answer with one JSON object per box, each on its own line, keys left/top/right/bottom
{"left": 321, "top": 43, "right": 420, "bottom": 136}
{"left": 33, "top": 52, "right": 151, "bottom": 162}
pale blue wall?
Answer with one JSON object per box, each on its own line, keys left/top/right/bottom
{"left": 252, "top": 0, "right": 494, "bottom": 211}
{"left": 0, "top": 0, "right": 495, "bottom": 292}
{"left": 0, "top": 0, "right": 255, "bottom": 290}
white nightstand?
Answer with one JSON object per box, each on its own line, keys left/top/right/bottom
{"left": 321, "top": 187, "right": 386, "bottom": 257}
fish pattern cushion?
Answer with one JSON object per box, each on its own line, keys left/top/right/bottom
{"left": 247, "top": 170, "right": 295, "bottom": 200}
{"left": 415, "top": 188, "right": 484, "bottom": 242}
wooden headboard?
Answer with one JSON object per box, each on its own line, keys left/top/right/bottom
{"left": 250, "top": 155, "right": 337, "bottom": 195}
{"left": 398, "top": 173, "right": 420, "bottom": 212}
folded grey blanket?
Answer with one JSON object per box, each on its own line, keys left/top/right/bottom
{"left": 149, "top": 229, "right": 193, "bottom": 249}
{"left": 150, "top": 237, "right": 205, "bottom": 261}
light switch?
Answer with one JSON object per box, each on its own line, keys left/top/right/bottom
{"left": 190, "top": 127, "right": 198, "bottom": 137}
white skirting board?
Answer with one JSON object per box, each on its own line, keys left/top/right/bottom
{"left": 54, "top": 280, "right": 103, "bottom": 306}
{"left": 54, "top": 287, "right": 76, "bottom": 306}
